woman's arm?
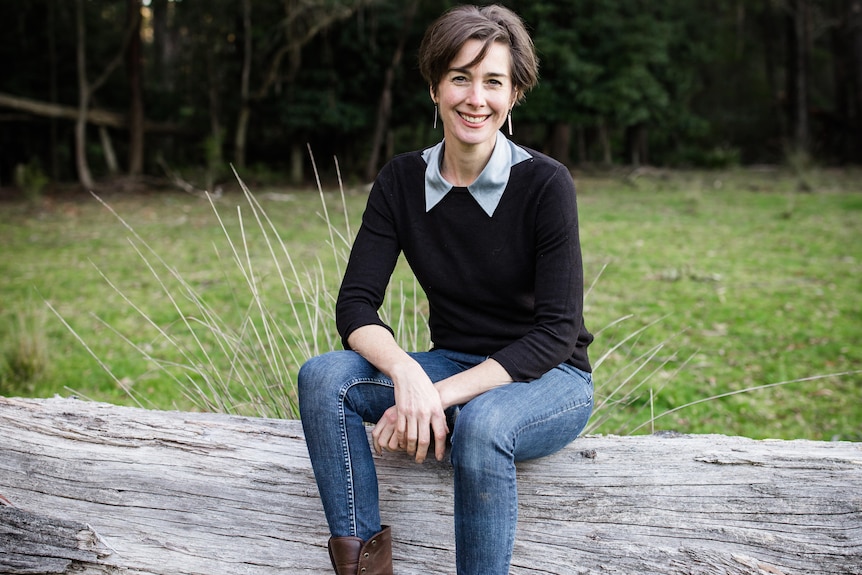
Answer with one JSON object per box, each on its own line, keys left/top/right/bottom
{"left": 434, "top": 359, "right": 512, "bottom": 410}
{"left": 490, "top": 164, "right": 588, "bottom": 380}
{"left": 353, "top": 324, "right": 514, "bottom": 463}
{"left": 348, "top": 325, "right": 449, "bottom": 464}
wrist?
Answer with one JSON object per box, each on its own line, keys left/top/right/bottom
{"left": 434, "top": 379, "right": 454, "bottom": 410}
{"left": 387, "top": 356, "right": 423, "bottom": 383}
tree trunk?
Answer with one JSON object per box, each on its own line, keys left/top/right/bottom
{"left": 151, "top": 0, "right": 175, "bottom": 92}
{"left": 98, "top": 126, "right": 119, "bottom": 174}
{"left": 290, "top": 141, "right": 304, "bottom": 185}
{"left": 640, "top": 124, "right": 649, "bottom": 165}
{"left": 789, "top": 0, "right": 811, "bottom": 157}
{"left": 126, "top": 0, "right": 145, "bottom": 176}
{"left": 234, "top": 0, "right": 252, "bottom": 169}
{"left": 206, "top": 46, "right": 223, "bottom": 192}
{"left": 0, "top": 92, "right": 184, "bottom": 133}
{"left": 233, "top": 1, "right": 365, "bottom": 171}
{"left": 366, "top": 68, "right": 396, "bottom": 181}
{"left": 760, "top": 2, "right": 787, "bottom": 151}
{"left": 626, "top": 123, "right": 648, "bottom": 166}
{"left": 365, "top": 0, "right": 419, "bottom": 182}
{"left": 851, "top": 0, "right": 862, "bottom": 161}
{"left": 72, "top": 0, "right": 143, "bottom": 188}
{"left": 1, "top": 397, "right": 860, "bottom": 575}
{"left": 235, "top": 106, "right": 251, "bottom": 171}
{"left": 75, "top": 0, "right": 94, "bottom": 189}
{"left": 548, "top": 122, "right": 572, "bottom": 166}
{"left": 598, "top": 118, "right": 612, "bottom": 165}
{"left": 48, "top": 0, "right": 60, "bottom": 180}
{"left": 576, "top": 126, "right": 587, "bottom": 165}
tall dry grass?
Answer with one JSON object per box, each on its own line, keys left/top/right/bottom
{"left": 49, "top": 157, "right": 859, "bottom": 434}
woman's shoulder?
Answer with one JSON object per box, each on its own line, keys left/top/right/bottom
{"left": 514, "top": 144, "right": 567, "bottom": 173}
{"left": 510, "top": 144, "right": 574, "bottom": 190}
{"left": 378, "top": 148, "right": 428, "bottom": 177}
{"left": 367, "top": 149, "right": 427, "bottom": 206}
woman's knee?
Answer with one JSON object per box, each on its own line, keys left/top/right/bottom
{"left": 298, "top": 351, "right": 354, "bottom": 410}
{"left": 450, "top": 403, "right": 513, "bottom": 467}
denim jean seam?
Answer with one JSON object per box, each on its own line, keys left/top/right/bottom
{"left": 336, "top": 376, "right": 393, "bottom": 537}
{"left": 510, "top": 393, "right": 594, "bottom": 452}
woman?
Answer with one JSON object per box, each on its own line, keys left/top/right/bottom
{"left": 298, "top": 5, "right": 594, "bottom": 574}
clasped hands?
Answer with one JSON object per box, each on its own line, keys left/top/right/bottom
{"left": 371, "top": 364, "right": 449, "bottom": 464}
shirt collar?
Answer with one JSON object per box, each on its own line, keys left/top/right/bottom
{"left": 422, "top": 131, "right": 532, "bottom": 217}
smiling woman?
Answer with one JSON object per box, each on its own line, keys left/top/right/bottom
{"left": 296, "top": 4, "right": 593, "bottom": 575}
{"left": 419, "top": 4, "right": 538, "bottom": 186}
{"left": 430, "top": 40, "right": 516, "bottom": 178}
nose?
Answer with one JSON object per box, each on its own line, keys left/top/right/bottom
{"left": 465, "top": 84, "right": 486, "bottom": 107}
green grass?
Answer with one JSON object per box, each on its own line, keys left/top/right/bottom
{"left": 1, "top": 167, "right": 859, "bottom": 440}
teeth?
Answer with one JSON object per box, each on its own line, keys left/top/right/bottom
{"left": 460, "top": 113, "right": 487, "bottom": 124}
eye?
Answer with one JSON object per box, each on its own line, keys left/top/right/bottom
{"left": 451, "top": 75, "right": 469, "bottom": 84}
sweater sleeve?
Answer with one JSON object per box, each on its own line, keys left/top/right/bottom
{"left": 335, "top": 168, "right": 401, "bottom": 348}
{"left": 490, "top": 165, "right": 589, "bottom": 381}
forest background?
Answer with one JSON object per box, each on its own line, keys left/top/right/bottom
{"left": 2, "top": 0, "right": 861, "bottom": 187}
{"left": 1, "top": 0, "right": 860, "bottom": 441}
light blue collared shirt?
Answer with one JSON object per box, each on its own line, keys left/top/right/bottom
{"left": 422, "top": 131, "right": 532, "bottom": 217}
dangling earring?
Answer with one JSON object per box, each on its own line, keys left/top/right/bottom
{"left": 507, "top": 109, "right": 513, "bottom": 136}
{"left": 433, "top": 105, "right": 438, "bottom": 130}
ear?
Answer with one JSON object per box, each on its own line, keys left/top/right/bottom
{"left": 429, "top": 84, "right": 438, "bottom": 104}
{"left": 510, "top": 90, "right": 521, "bottom": 108}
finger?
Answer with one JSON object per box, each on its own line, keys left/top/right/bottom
{"left": 372, "top": 409, "right": 397, "bottom": 454}
{"left": 389, "top": 417, "right": 404, "bottom": 451}
{"left": 371, "top": 421, "right": 383, "bottom": 453}
{"left": 405, "top": 420, "right": 420, "bottom": 457}
{"left": 432, "top": 417, "right": 449, "bottom": 461}
{"left": 414, "top": 422, "right": 431, "bottom": 463}
{"left": 434, "top": 422, "right": 449, "bottom": 462}
{"left": 371, "top": 426, "right": 383, "bottom": 454}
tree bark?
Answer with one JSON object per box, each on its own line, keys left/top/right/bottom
{"left": 75, "top": 0, "right": 94, "bottom": 189}
{"left": 626, "top": 123, "right": 648, "bottom": 166}
{"left": 98, "top": 126, "right": 119, "bottom": 174}
{"left": 151, "top": 0, "right": 175, "bottom": 92}
{"left": 851, "top": 0, "right": 862, "bottom": 161}
{"left": 760, "top": 2, "right": 788, "bottom": 150}
{"left": 0, "top": 92, "right": 185, "bottom": 132}
{"left": 72, "top": 0, "right": 143, "bottom": 188}
{"left": 232, "top": 0, "right": 365, "bottom": 171}
{"left": 365, "top": 0, "right": 419, "bottom": 182}
{"left": 206, "top": 47, "right": 224, "bottom": 192}
{"left": 48, "top": 0, "right": 60, "bottom": 180}
{"left": 598, "top": 117, "right": 612, "bottom": 165}
{"left": 290, "top": 141, "right": 304, "bottom": 185}
{"left": 1, "top": 396, "right": 860, "bottom": 575}
{"left": 126, "top": 0, "right": 145, "bottom": 176}
{"left": 234, "top": 0, "right": 252, "bottom": 170}
{"left": 548, "top": 122, "right": 572, "bottom": 166}
{"left": 789, "top": 0, "right": 811, "bottom": 157}
{"left": 576, "top": 126, "right": 587, "bottom": 164}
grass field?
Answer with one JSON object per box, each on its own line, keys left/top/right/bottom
{"left": 1, "top": 167, "right": 860, "bottom": 440}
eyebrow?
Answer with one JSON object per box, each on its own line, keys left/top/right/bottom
{"left": 447, "top": 66, "right": 509, "bottom": 78}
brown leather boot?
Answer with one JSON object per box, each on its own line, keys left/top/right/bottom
{"left": 327, "top": 525, "right": 393, "bottom": 575}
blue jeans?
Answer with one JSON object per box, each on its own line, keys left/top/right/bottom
{"left": 298, "top": 348, "right": 593, "bottom": 575}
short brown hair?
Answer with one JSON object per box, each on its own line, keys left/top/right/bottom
{"left": 418, "top": 4, "right": 538, "bottom": 103}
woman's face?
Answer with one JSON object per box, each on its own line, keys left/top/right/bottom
{"left": 433, "top": 38, "right": 517, "bottom": 155}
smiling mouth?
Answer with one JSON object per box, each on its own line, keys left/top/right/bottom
{"left": 459, "top": 112, "right": 490, "bottom": 125}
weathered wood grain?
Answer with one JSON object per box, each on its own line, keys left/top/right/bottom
{"left": 0, "top": 396, "right": 859, "bottom": 575}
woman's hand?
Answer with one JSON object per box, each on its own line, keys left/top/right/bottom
{"left": 346, "top": 325, "right": 449, "bottom": 464}
{"left": 372, "top": 362, "right": 448, "bottom": 463}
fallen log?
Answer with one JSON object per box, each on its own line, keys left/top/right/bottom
{"left": 0, "top": 396, "right": 859, "bottom": 575}
{"left": 0, "top": 92, "right": 186, "bottom": 133}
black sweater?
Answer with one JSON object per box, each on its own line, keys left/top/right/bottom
{"left": 336, "top": 146, "right": 592, "bottom": 381}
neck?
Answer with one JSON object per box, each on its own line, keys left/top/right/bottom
{"left": 440, "top": 135, "right": 497, "bottom": 187}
